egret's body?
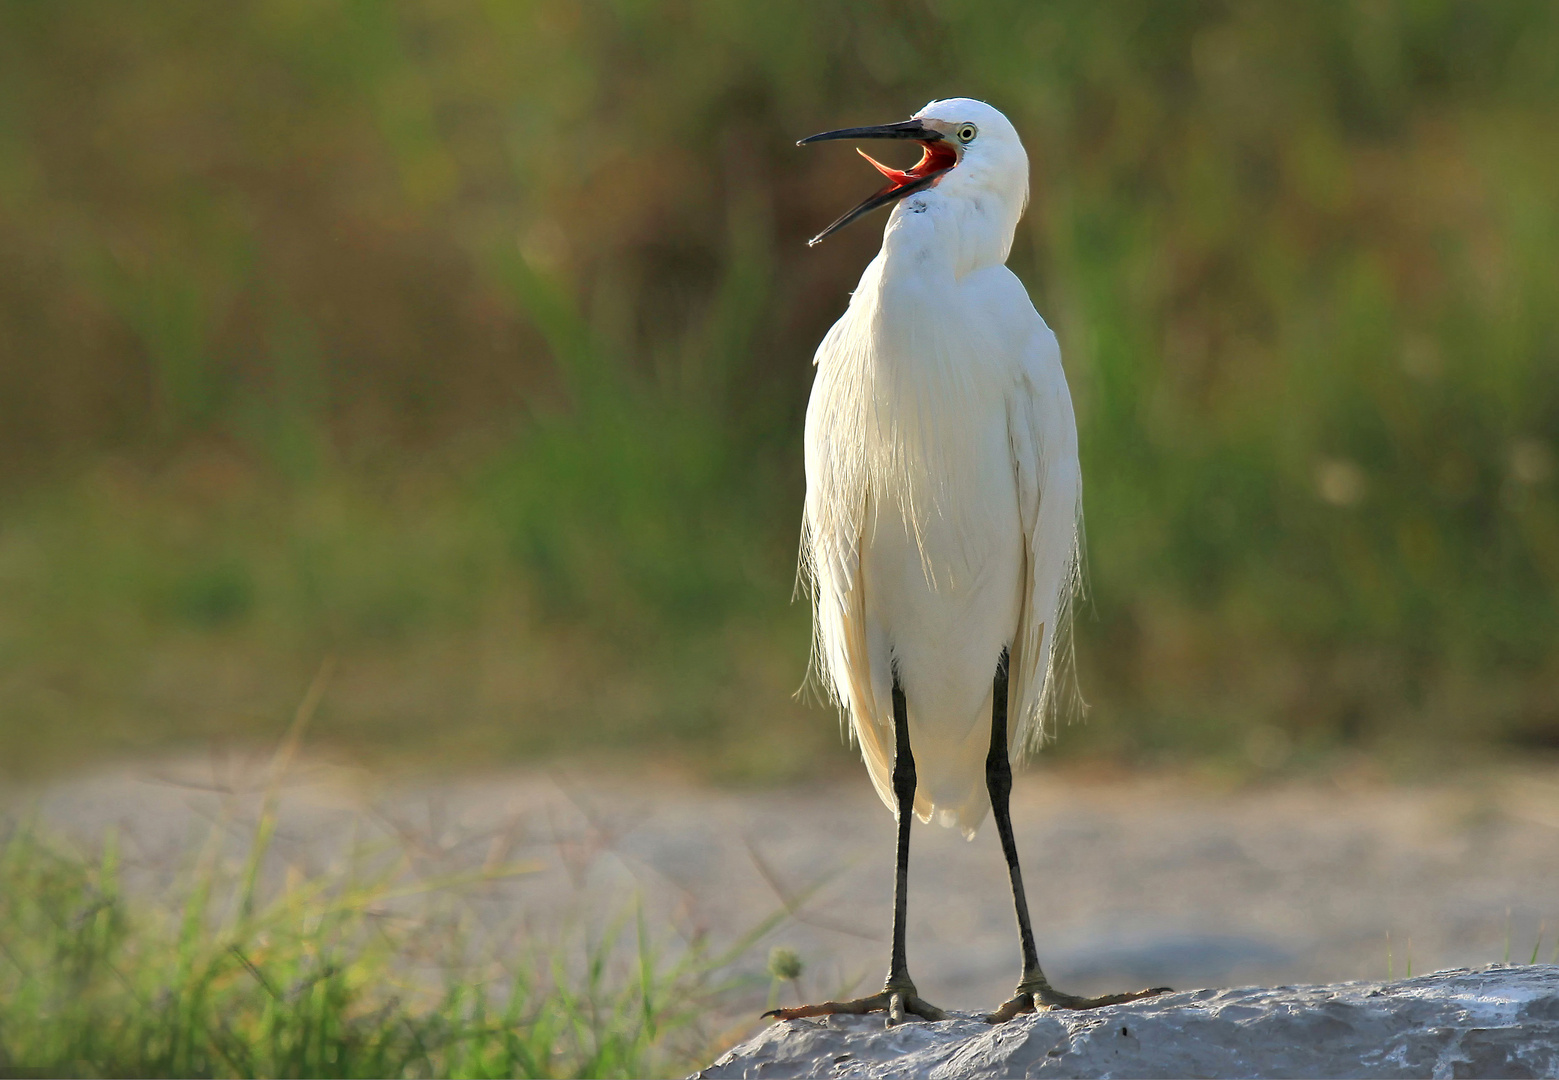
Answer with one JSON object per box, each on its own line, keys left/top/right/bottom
{"left": 772, "top": 98, "right": 1164, "bottom": 1026}
{"left": 806, "top": 229, "right": 1074, "bottom": 837}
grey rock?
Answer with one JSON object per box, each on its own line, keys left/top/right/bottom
{"left": 696, "top": 965, "right": 1559, "bottom": 1079}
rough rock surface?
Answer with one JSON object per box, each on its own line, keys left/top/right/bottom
{"left": 696, "top": 965, "right": 1559, "bottom": 1079}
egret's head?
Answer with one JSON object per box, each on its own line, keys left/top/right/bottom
{"left": 798, "top": 97, "right": 1028, "bottom": 247}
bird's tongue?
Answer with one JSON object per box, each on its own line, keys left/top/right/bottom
{"left": 857, "top": 141, "right": 957, "bottom": 190}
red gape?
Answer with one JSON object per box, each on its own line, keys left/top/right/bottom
{"left": 856, "top": 140, "right": 959, "bottom": 191}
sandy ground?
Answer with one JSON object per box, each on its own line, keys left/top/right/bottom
{"left": 6, "top": 754, "right": 1559, "bottom": 1022}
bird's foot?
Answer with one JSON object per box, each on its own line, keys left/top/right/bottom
{"left": 984, "top": 978, "right": 1172, "bottom": 1023}
{"left": 764, "top": 980, "right": 949, "bottom": 1026}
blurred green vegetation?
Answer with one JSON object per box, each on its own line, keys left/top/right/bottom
{"left": 1, "top": 1, "right": 1557, "bottom": 778}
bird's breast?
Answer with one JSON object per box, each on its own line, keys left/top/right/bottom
{"left": 856, "top": 405, "right": 1024, "bottom": 636}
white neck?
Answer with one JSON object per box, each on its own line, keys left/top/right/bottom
{"left": 878, "top": 163, "right": 1025, "bottom": 279}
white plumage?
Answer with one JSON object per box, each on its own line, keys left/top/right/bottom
{"left": 800, "top": 98, "right": 1082, "bottom": 837}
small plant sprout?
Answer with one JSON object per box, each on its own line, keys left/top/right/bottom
{"left": 767, "top": 946, "right": 805, "bottom": 1010}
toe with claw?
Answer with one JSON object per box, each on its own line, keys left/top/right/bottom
{"left": 764, "top": 978, "right": 948, "bottom": 1026}
{"left": 985, "top": 975, "right": 1172, "bottom": 1023}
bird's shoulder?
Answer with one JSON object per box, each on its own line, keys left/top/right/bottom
{"left": 955, "top": 265, "right": 1062, "bottom": 386}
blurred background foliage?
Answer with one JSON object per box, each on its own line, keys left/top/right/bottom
{"left": 1, "top": 0, "right": 1556, "bottom": 779}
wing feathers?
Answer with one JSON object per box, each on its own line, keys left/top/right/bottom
{"left": 1005, "top": 338, "right": 1083, "bottom": 759}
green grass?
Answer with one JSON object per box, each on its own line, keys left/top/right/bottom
{"left": 0, "top": 827, "right": 738, "bottom": 1078}
{"left": 0, "top": 697, "right": 774, "bottom": 1078}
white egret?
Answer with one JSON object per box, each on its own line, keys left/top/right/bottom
{"left": 767, "top": 99, "right": 1169, "bottom": 1025}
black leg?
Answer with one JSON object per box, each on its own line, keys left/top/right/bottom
{"left": 986, "top": 650, "right": 1045, "bottom": 982}
{"left": 985, "top": 650, "right": 1174, "bottom": 1022}
{"left": 762, "top": 674, "right": 947, "bottom": 1025}
{"left": 887, "top": 679, "right": 916, "bottom": 990}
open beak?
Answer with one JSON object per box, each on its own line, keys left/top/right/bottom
{"left": 797, "top": 120, "right": 958, "bottom": 246}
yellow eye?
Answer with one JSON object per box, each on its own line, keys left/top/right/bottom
{"left": 957, "top": 123, "right": 977, "bottom": 143}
